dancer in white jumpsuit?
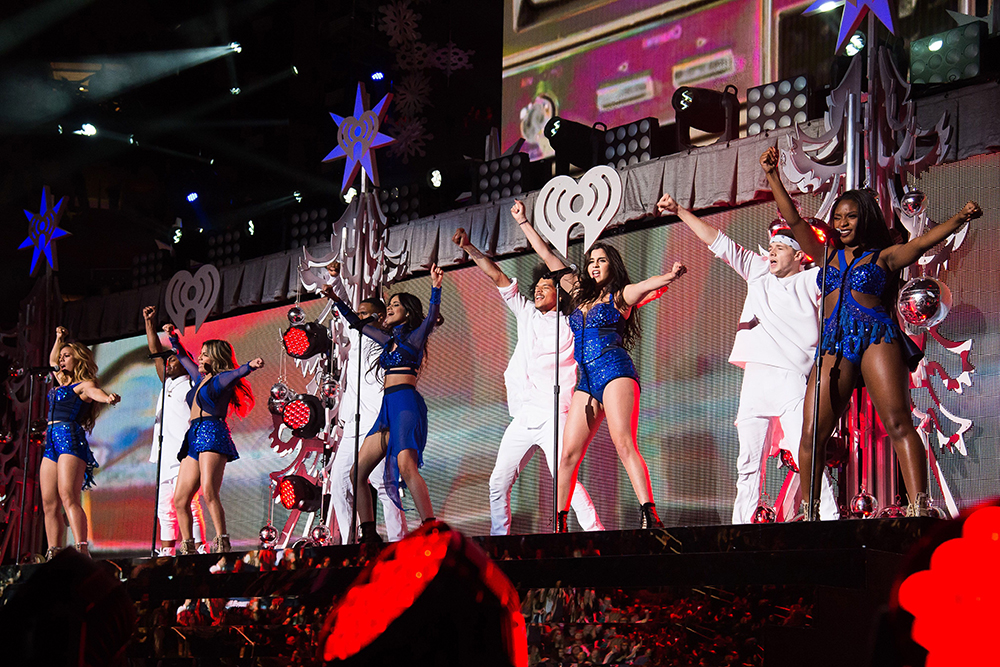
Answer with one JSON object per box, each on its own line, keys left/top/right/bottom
{"left": 656, "top": 195, "right": 838, "bottom": 522}
{"left": 321, "top": 268, "right": 407, "bottom": 544}
{"left": 143, "top": 306, "right": 206, "bottom": 555}
{"left": 451, "top": 228, "right": 603, "bottom": 534}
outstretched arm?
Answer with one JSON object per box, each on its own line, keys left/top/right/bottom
{"left": 656, "top": 194, "right": 719, "bottom": 245}
{"left": 760, "top": 147, "right": 825, "bottom": 262}
{"left": 78, "top": 381, "right": 120, "bottom": 406}
{"left": 882, "top": 201, "right": 983, "bottom": 272}
{"left": 165, "top": 325, "right": 201, "bottom": 380}
{"left": 622, "top": 262, "right": 687, "bottom": 307}
{"left": 329, "top": 296, "right": 391, "bottom": 347}
{"left": 452, "top": 227, "right": 511, "bottom": 288}
{"left": 511, "top": 200, "right": 578, "bottom": 293}
{"left": 143, "top": 306, "right": 166, "bottom": 382}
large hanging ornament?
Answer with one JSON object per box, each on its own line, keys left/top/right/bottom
{"left": 18, "top": 186, "right": 70, "bottom": 275}
{"left": 287, "top": 306, "right": 306, "bottom": 325}
{"left": 752, "top": 504, "right": 777, "bottom": 524}
{"left": 322, "top": 83, "right": 396, "bottom": 194}
{"left": 310, "top": 524, "right": 331, "bottom": 545}
{"left": 900, "top": 190, "right": 928, "bottom": 218}
{"left": 898, "top": 277, "right": 953, "bottom": 328}
{"left": 268, "top": 382, "right": 292, "bottom": 416}
{"left": 878, "top": 496, "right": 906, "bottom": 518}
{"left": 259, "top": 523, "right": 279, "bottom": 548}
{"left": 850, "top": 488, "right": 880, "bottom": 518}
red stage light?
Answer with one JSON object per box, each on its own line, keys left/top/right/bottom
{"left": 280, "top": 393, "right": 324, "bottom": 439}
{"left": 282, "top": 322, "right": 330, "bottom": 359}
{"left": 277, "top": 474, "right": 322, "bottom": 512}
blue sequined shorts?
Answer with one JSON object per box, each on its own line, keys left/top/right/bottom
{"left": 44, "top": 422, "right": 99, "bottom": 490}
{"left": 576, "top": 348, "right": 640, "bottom": 404}
{"left": 368, "top": 384, "right": 427, "bottom": 510}
{"left": 180, "top": 417, "right": 239, "bottom": 462}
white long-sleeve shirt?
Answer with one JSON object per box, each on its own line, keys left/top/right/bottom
{"left": 326, "top": 277, "right": 383, "bottom": 433}
{"left": 498, "top": 278, "right": 576, "bottom": 424}
{"left": 708, "top": 231, "right": 820, "bottom": 376}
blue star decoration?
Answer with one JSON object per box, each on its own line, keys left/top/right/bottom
{"left": 322, "top": 83, "right": 395, "bottom": 195}
{"left": 804, "top": 0, "right": 896, "bottom": 54}
{"left": 18, "top": 186, "right": 70, "bottom": 275}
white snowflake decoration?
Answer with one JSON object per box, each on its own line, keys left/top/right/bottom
{"left": 396, "top": 40, "right": 435, "bottom": 71}
{"left": 378, "top": 1, "right": 421, "bottom": 48}
{"left": 431, "top": 40, "right": 474, "bottom": 77}
{"left": 387, "top": 116, "right": 432, "bottom": 163}
{"left": 394, "top": 72, "right": 433, "bottom": 116}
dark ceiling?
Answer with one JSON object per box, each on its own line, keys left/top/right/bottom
{"left": 0, "top": 0, "right": 502, "bottom": 329}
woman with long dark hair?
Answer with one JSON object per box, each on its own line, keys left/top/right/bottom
{"left": 328, "top": 265, "right": 443, "bottom": 543}
{"left": 513, "top": 201, "right": 686, "bottom": 530}
{"left": 43, "top": 327, "right": 120, "bottom": 558}
{"left": 165, "top": 325, "right": 263, "bottom": 553}
{"left": 761, "top": 146, "right": 982, "bottom": 517}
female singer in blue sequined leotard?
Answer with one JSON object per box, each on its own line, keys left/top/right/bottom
{"left": 165, "top": 325, "right": 263, "bottom": 553}
{"left": 41, "top": 327, "right": 121, "bottom": 559}
{"left": 762, "top": 146, "right": 982, "bottom": 517}
{"left": 513, "top": 200, "right": 687, "bottom": 530}
{"left": 329, "top": 265, "right": 443, "bottom": 542}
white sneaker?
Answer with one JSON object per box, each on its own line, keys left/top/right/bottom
{"left": 158, "top": 547, "right": 176, "bottom": 557}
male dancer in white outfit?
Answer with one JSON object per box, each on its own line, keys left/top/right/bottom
{"left": 143, "top": 306, "right": 206, "bottom": 555}
{"left": 451, "top": 227, "right": 603, "bottom": 534}
{"left": 656, "top": 195, "right": 838, "bottom": 522}
{"left": 320, "top": 265, "right": 407, "bottom": 544}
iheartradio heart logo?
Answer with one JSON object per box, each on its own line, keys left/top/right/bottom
{"left": 164, "top": 264, "right": 221, "bottom": 335}
{"left": 337, "top": 110, "right": 380, "bottom": 161}
{"left": 533, "top": 165, "right": 623, "bottom": 258}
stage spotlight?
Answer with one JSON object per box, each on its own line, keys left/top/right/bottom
{"left": 543, "top": 116, "right": 601, "bottom": 174}
{"left": 206, "top": 229, "right": 242, "bottom": 267}
{"left": 910, "top": 23, "right": 984, "bottom": 84}
{"left": 844, "top": 32, "right": 865, "bottom": 57}
{"left": 247, "top": 220, "right": 255, "bottom": 236}
{"left": 73, "top": 123, "right": 97, "bottom": 137}
{"left": 319, "top": 522, "right": 527, "bottom": 666}
{"left": 428, "top": 169, "right": 443, "bottom": 189}
{"left": 173, "top": 229, "right": 182, "bottom": 244}
{"left": 281, "top": 394, "right": 325, "bottom": 440}
{"left": 816, "top": 0, "right": 841, "bottom": 11}
{"left": 286, "top": 208, "right": 330, "bottom": 249}
{"left": 230, "top": 87, "right": 241, "bottom": 95}
{"left": 371, "top": 71, "right": 385, "bottom": 81}
{"left": 132, "top": 249, "right": 173, "bottom": 288}
{"left": 671, "top": 85, "right": 739, "bottom": 148}
{"left": 292, "top": 65, "right": 299, "bottom": 76}
{"left": 283, "top": 321, "right": 331, "bottom": 359}
{"left": 278, "top": 474, "right": 322, "bottom": 511}
{"left": 474, "top": 153, "right": 531, "bottom": 204}
{"left": 293, "top": 190, "right": 303, "bottom": 203}
{"left": 343, "top": 187, "right": 358, "bottom": 204}
{"left": 600, "top": 118, "right": 660, "bottom": 169}
{"left": 228, "top": 41, "right": 242, "bottom": 53}
{"left": 746, "top": 76, "right": 814, "bottom": 136}
{"left": 186, "top": 192, "right": 198, "bottom": 202}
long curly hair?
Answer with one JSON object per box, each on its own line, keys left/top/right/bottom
{"left": 572, "top": 242, "right": 642, "bottom": 350}
{"left": 201, "top": 339, "right": 254, "bottom": 418}
{"left": 59, "top": 342, "right": 103, "bottom": 432}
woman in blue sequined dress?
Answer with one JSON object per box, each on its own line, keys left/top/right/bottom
{"left": 513, "top": 201, "right": 686, "bottom": 530}
{"left": 42, "top": 327, "right": 121, "bottom": 559}
{"left": 328, "top": 265, "right": 444, "bottom": 543}
{"left": 165, "top": 325, "right": 263, "bottom": 553}
{"left": 761, "top": 146, "right": 982, "bottom": 517}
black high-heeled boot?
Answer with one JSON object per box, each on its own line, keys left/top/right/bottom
{"left": 359, "top": 521, "right": 383, "bottom": 544}
{"left": 556, "top": 511, "right": 569, "bottom": 533}
{"left": 639, "top": 502, "right": 663, "bottom": 529}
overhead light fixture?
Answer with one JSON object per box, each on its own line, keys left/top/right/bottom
{"left": 186, "top": 192, "right": 198, "bottom": 203}
{"left": 600, "top": 118, "right": 661, "bottom": 169}
{"left": 293, "top": 190, "right": 303, "bottom": 203}
{"left": 428, "top": 169, "right": 443, "bottom": 189}
{"left": 343, "top": 187, "right": 357, "bottom": 203}
{"left": 543, "top": 116, "right": 601, "bottom": 174}
{"left": 282, "top": 321, "right": 331, "bottom": 359}
{"left": 230, "top": 87, "right": 241, "bottom": 95}
{"left": 248, "top": 220, "right": 255, "bottom": 236}
{"left": 292, "top": 65, "right": 299, "bottom": 76}
{"left": 845, "top": 32, "right": 865, "bottom": 57}
{"left": 371, "top": 71, "right": 385, "bottom": 81}
{"left": 173, "top": 229, "right": 183, "bottom": 244}
{"left": 671, "top": 85, "right": 740, "bottom": 148}
{"left": 474, "top": 153, "right": 531, "bottom": 204}
{"left": 73, "top": 123, "right": 97, "bottom": 137}
{"left": 278, "top": 474, "right": 322, "bottom": 511}
{"left": 281, "top": 394, "right": 325, "bottom": 440}
{"left": 228, "top": 42, "right": 242, "bottom": 53}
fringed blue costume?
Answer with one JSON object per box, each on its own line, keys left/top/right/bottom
{"left": 45, "top": 383, "right": 99, "bottom": 489}
{"left": 169, "top": 334, "right": 254, "bottom": 462}
{"left": 333, "top": 287, "right": 440, "bottom": 510}
{"left": 817, "top": 248, "right": 921, "bottom": 370}
{"left": 568, "top": 297, "right": 640, "bottom": 404}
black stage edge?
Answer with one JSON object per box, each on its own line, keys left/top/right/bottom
{"left": 0, "top": 519, "right": 939, "bottom": 666}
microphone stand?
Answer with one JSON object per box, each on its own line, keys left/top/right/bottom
{"left": 348, "top": 317, "right": 375, "bottom": 544}
{"left": 807, "top": 227, "right": 835, "bottom": 521}
{"left": 552, "top": 279, "right": 562, "bottom": 533}
{"left": 150, "top": 366, "right": 169, "bottom": 556}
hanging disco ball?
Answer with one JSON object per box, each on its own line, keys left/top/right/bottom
{"left": 900, "top": 190, "right": 928, "bottom": 218}
{"left": 928, "top": 505, "right": 949, "bottom": 519}
{"left": 311, "top": 524, "right": 331, "bottom": 545}
{"left": 898, "top": 277, "right": 953, "bottom": 328}
{"left": 878, "top": 504, "right": 906, "bottom": 518}
{"left": 259, "top": 523, "right": 279, "bottom": 548}
{"left": 8, "top": 363, "right": 24, "bottom": 380}
{"left": 850, "top": 489, "right": 880, "bottom": 518}
{"left": 268, "top": 382, "right": 291, "bottom": 416}
{"left": 752, "top": 503, "right": 777, "bottom": 524}
{"left": 287, "top": 306, "right": 306, "bottom": 325}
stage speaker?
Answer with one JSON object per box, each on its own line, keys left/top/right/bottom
{"left": 909, "top": 23, "right": 984, "bottom": 85}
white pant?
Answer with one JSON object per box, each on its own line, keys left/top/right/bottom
{"left": 489, "top": 410, "right": 604, "bottom": 535}
{"left": 158, "top": 478, "right": 206, "bottom": 543}
{"left": 732, "top": 364, "right": 839, "bottom": 523}
{"left": 329, "top": 430, "right": 408, "bottom": 544}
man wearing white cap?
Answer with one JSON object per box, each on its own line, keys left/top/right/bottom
{"left": 656, "top": 194, "right": 838, "bottom": 522}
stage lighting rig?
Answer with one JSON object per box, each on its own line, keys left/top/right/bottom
{"left": 474, "top": 153, "right": 532, "bottom": 204}
{"left": 131, "top": 249, "right": 173, "bottom": 288}
{"left": 278, "top": 474, "right": 322, "bottom": 511}
{"left": 746, "top": 76, "right": 814, "bottom": 136}
{"left": 73, "top": 123, "right": 97, "bottom": 137}
{"left": 286, "top": 208, "right": 330, "bottom": 249}
{"left": 379, "top": 184, "right": 422, "bottom": 225}
{"left": 910, "top": 23, "right": 985, "bottom": 85}
{"left": 600, "top": 118, "right": 661, "bottom": 169}
{"left": 206, "top": 229, "right": 243, "bottom": 267}
{"left": 281, "top": 394, "right": 325, "bottom": 440}
{"left": 543, "top": 116, "right": 602, "bottom": 175}
{"left": 671, "top": 85, "right": 739, "bottom": 148}
{"left": 283, "top": 321, "right": 331, "bottom": 359}
{"left": 186, "top": 192, "right": 198, "bottom": 203}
